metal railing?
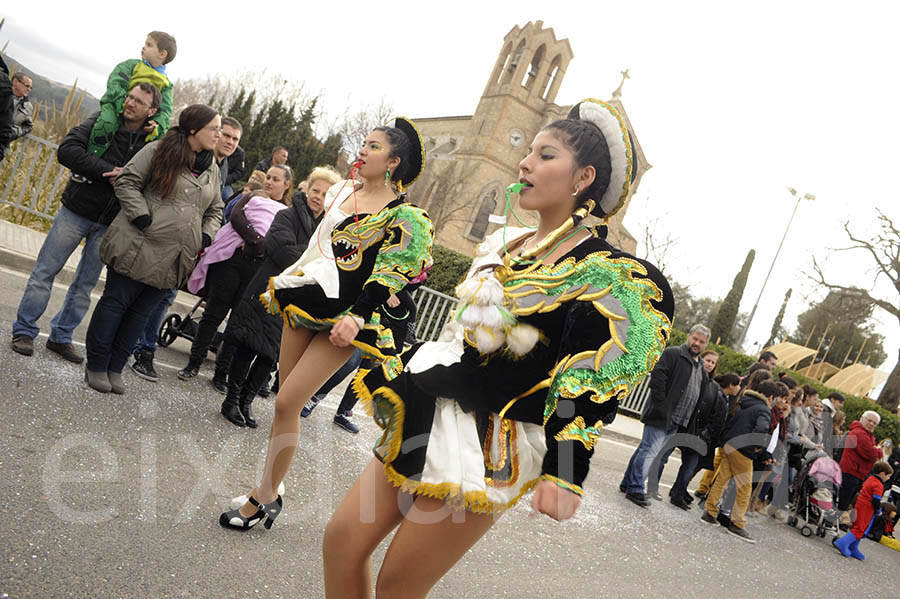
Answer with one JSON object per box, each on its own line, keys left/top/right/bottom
{"left": 411, "top": 285, "right": 459, "bottom": 342}
{"left": 619, "top": 373, "right": 652, "bottom": 418}
{"left": 0, "top": 134, "right": 69, "bottom": 221}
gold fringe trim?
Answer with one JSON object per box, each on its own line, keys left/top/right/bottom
{"left": 360, "top": 382, "right": 543, "bottom": 513}
{"left": 539, "top": 474, "right": 584, "bottom": 497}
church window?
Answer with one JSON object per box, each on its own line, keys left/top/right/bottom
{"left": 469, "top": 190, "right": 497, "bottom": 241}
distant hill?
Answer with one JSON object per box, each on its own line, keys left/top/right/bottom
{"left": 4, "top": 54, "right": 99, "bottom": 120}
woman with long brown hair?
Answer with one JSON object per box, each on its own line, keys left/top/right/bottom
{"left": 84, "top": 104, "right": 223, "bottom": 394}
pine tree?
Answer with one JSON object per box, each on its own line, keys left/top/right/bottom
{"left": 710, "top": 249, "right": 755, "bottom": 346}
{"left": 765, "top": 288, "right": 792, "bottom": 348}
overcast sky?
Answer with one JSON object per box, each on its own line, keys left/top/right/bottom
{"left": 3, "top": 1, "right": 898, "bottom": 395}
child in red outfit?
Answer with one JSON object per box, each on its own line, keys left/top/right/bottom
{"left": 833, "top": 461, "right": 894, "bottom": 560}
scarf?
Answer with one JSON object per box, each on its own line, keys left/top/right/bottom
{"left": 192, "top": 150, "right": 214, "bottom": 177}
{"left": 769, "top": 406, "right": 787, "bottom": 441}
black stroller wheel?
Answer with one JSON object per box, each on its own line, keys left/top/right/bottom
{"left": 800, "top": 525, "right": 813, "bottom": 537}
{"left": 158, "top": 314, "right": 182, "bottom": 347}
{"left": 787, "top": 516, "right": 798, "bottom": 527}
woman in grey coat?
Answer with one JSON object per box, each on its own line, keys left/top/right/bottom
{"left": 84, "top": 104, "right": 223, "bottom": 394}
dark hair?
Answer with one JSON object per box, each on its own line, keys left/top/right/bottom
{"left": 11, "top": 72, "right": 30, "bottom": 84}
{"left": 755, "top": 380, "right": 780, "bottom": 399}
{"left": 542, "top": 119, "right": 612, "bottom": 214}
{"left": 882, "top": 502, "right": 897, "bottom": 516}
{"left": 747, "top": 369, "right": 773, "bottom": 391}
{"left": 773, "top": 381, "right": 791, "bottom": 398}
{"left": 373, "top": 126, "right": 413, "bottom": 183}
{"left": 781, "top": 377, "right": 798, "bottom": 390}
{"left": 148, "top": 31, "right": 177, "bottom": 64}
{"left": 715, "top": 373, "right": 741, "bottom": 388}
{"left": 221, "top": 116, "right": 242, "bottom": 132}
{"left": 759, "top": 351, "right": 778, "bottom": 362}
{"left": 827, "top": 392, "right": 846, "bottom": 404}
{"left": 747, "top": 362, "right": 769, "bottom": 378}
{"left": 801, "top": 384, "right": 819, "bottom": 399}
{"left": 130, "top": 82, "right": 162, "bottom": 110}
{"left": 873, "top": 461, "right": 894, "bottom": 477}
{"left": 148, "top": 104, "right": 218, "bottom": 199}
{"left": 272, "top": 146, "right": 288, "bottom": 155}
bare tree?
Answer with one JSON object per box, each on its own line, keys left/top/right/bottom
{"left": 634, "top": 209, "right": 678, "bottom": 276}
{"left": 811, "top": 210, "right": 900, "bottom": 409}
{"left": 335, "top": 98, "right": 394, "bottom": 156}
{"left": 409, "top": 160, "right": 483, "bottom": 233}
{"left": 172, "top": 70, "right": 310, "bottom": 122}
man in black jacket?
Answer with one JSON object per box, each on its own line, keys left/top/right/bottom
{"left": 700, "top": 379, "right": 778, "bottom": 543}
{"left": 620, "top": 324, "right": 710, "bottom": 507}
{"left": 10, "top": 83, "right": 160, "bottom": 361}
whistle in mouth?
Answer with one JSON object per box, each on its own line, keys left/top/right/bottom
{"left": 507, "top": 182, "right": 528, "bottom": 194}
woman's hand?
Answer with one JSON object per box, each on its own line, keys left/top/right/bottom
{"left": 386, "top": 294, "right": 401, "bottom": 308}
{"left": 530, "top": 479, "right": 581, "bottom": 522}
{"left": 329, "top": 315, "right": 360, "bottom": 347}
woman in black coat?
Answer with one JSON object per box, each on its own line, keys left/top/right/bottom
{"left": 218, "top": 167, "right": 341, "bottom": 427}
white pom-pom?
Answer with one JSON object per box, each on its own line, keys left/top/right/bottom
{"left": 473, "top": 277, "right": 505, "bottom": 306}
{"left": 455, "top": 277, "right": 482, "bottom": 302}
{"left": 473, "top": 326, "right": 504, "bottom": 354}
{"left": 480, "top": 305, "right": 508, "bottom": 330}
{"left": 506, "top": 324, "right": 540, "bottom": 356}
{"left": 458, "top": 304, "right": 485, "bottom": 329}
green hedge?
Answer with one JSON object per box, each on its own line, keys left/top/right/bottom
{"left": 666, "top": 328, "right": 900, "bottom": 442}
{"left": 425, "top": 245, "right": 472, "bottom": 297}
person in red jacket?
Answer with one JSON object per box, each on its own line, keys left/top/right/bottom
{"left": 838, "top": 411, "right": 884, "bottom": 513}
{"left": 833, "top": 461, "right": 893, "bottom": 559}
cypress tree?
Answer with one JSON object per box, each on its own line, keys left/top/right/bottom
{"left": 765, "top": 288, "right": 792, "bottom": 348}
{"left": 710, "top": 249, "right": 755, "bottom": 346}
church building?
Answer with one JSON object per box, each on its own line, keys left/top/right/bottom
{"left": 408, "top": 21, "right": 650, "bottom": 256}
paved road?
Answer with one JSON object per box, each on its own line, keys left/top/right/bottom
{"left": 0, "top": 263, "right": 894, "bottom": 599}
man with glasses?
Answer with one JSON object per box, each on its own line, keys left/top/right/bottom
{"left": 9, "top": 72, "right": 34, "bottom": 142}
{"left": 11, "top": 83, "right": 160, "bottom": 361}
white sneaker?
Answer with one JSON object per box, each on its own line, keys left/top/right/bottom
{"left": 230, "top": 481, "right": 286, "bottom": 508}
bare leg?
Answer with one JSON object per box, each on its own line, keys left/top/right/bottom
{"left": 323, "top": 458, "right": 405, "bottom": 599}
{"left": 375, "top": 496, "right": 498, "bottom": 598}
{"left": 238, "top": 331, "right": 353, "bottom": 516}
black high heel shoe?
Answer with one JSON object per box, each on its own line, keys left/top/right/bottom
{"left": 219, "top": 495, "right": 283, "bottom": 531}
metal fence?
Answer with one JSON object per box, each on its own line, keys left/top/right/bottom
{"left": 619, "top": 373, "right": 652, "bottom": 418}
{"left": 0, "top": 134, "right": 69, "bottom": 221}
{"left": 411, "top": 285, "right": 458, "bottom": 342}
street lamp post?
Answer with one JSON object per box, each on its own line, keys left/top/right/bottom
{"left": 736, "top": 187, "right": 815, "bottom": 350}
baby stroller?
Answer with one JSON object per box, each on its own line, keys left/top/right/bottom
{"left": 786, "top": 450, "right": 842, "bottom": 538}
{"left": 156, "top": 296, "right": 226, "bottom": 352}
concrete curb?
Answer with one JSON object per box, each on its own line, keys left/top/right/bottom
{"left": 0, "top": 245, "right": 198, "bottom": 311}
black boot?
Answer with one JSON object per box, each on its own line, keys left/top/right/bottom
{"left": 177, "top": 358, "right": 203, "bottom": 381}
{"left": 221, "top": 386, "right": 244, "bottom": 426}
{"left": 239, "top": 391, "right": 257, "bottom": 428}
{"left": 211, "top": 364, "right": 229, "bottom": 394}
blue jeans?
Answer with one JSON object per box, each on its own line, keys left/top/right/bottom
{"left": 13, "top": 206, "right": 107, "bottom": 343}
{"left": 133, "top": 288, "right": 177, "bottom": 353}
{"left": 85, "top": 268, "right": 167, "bottom": 373}
{"left": 670, "top": 448, "right": 701, "bottom": 499}
{"left": 621, "top": 423, "right": 679, "bottom": 494}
